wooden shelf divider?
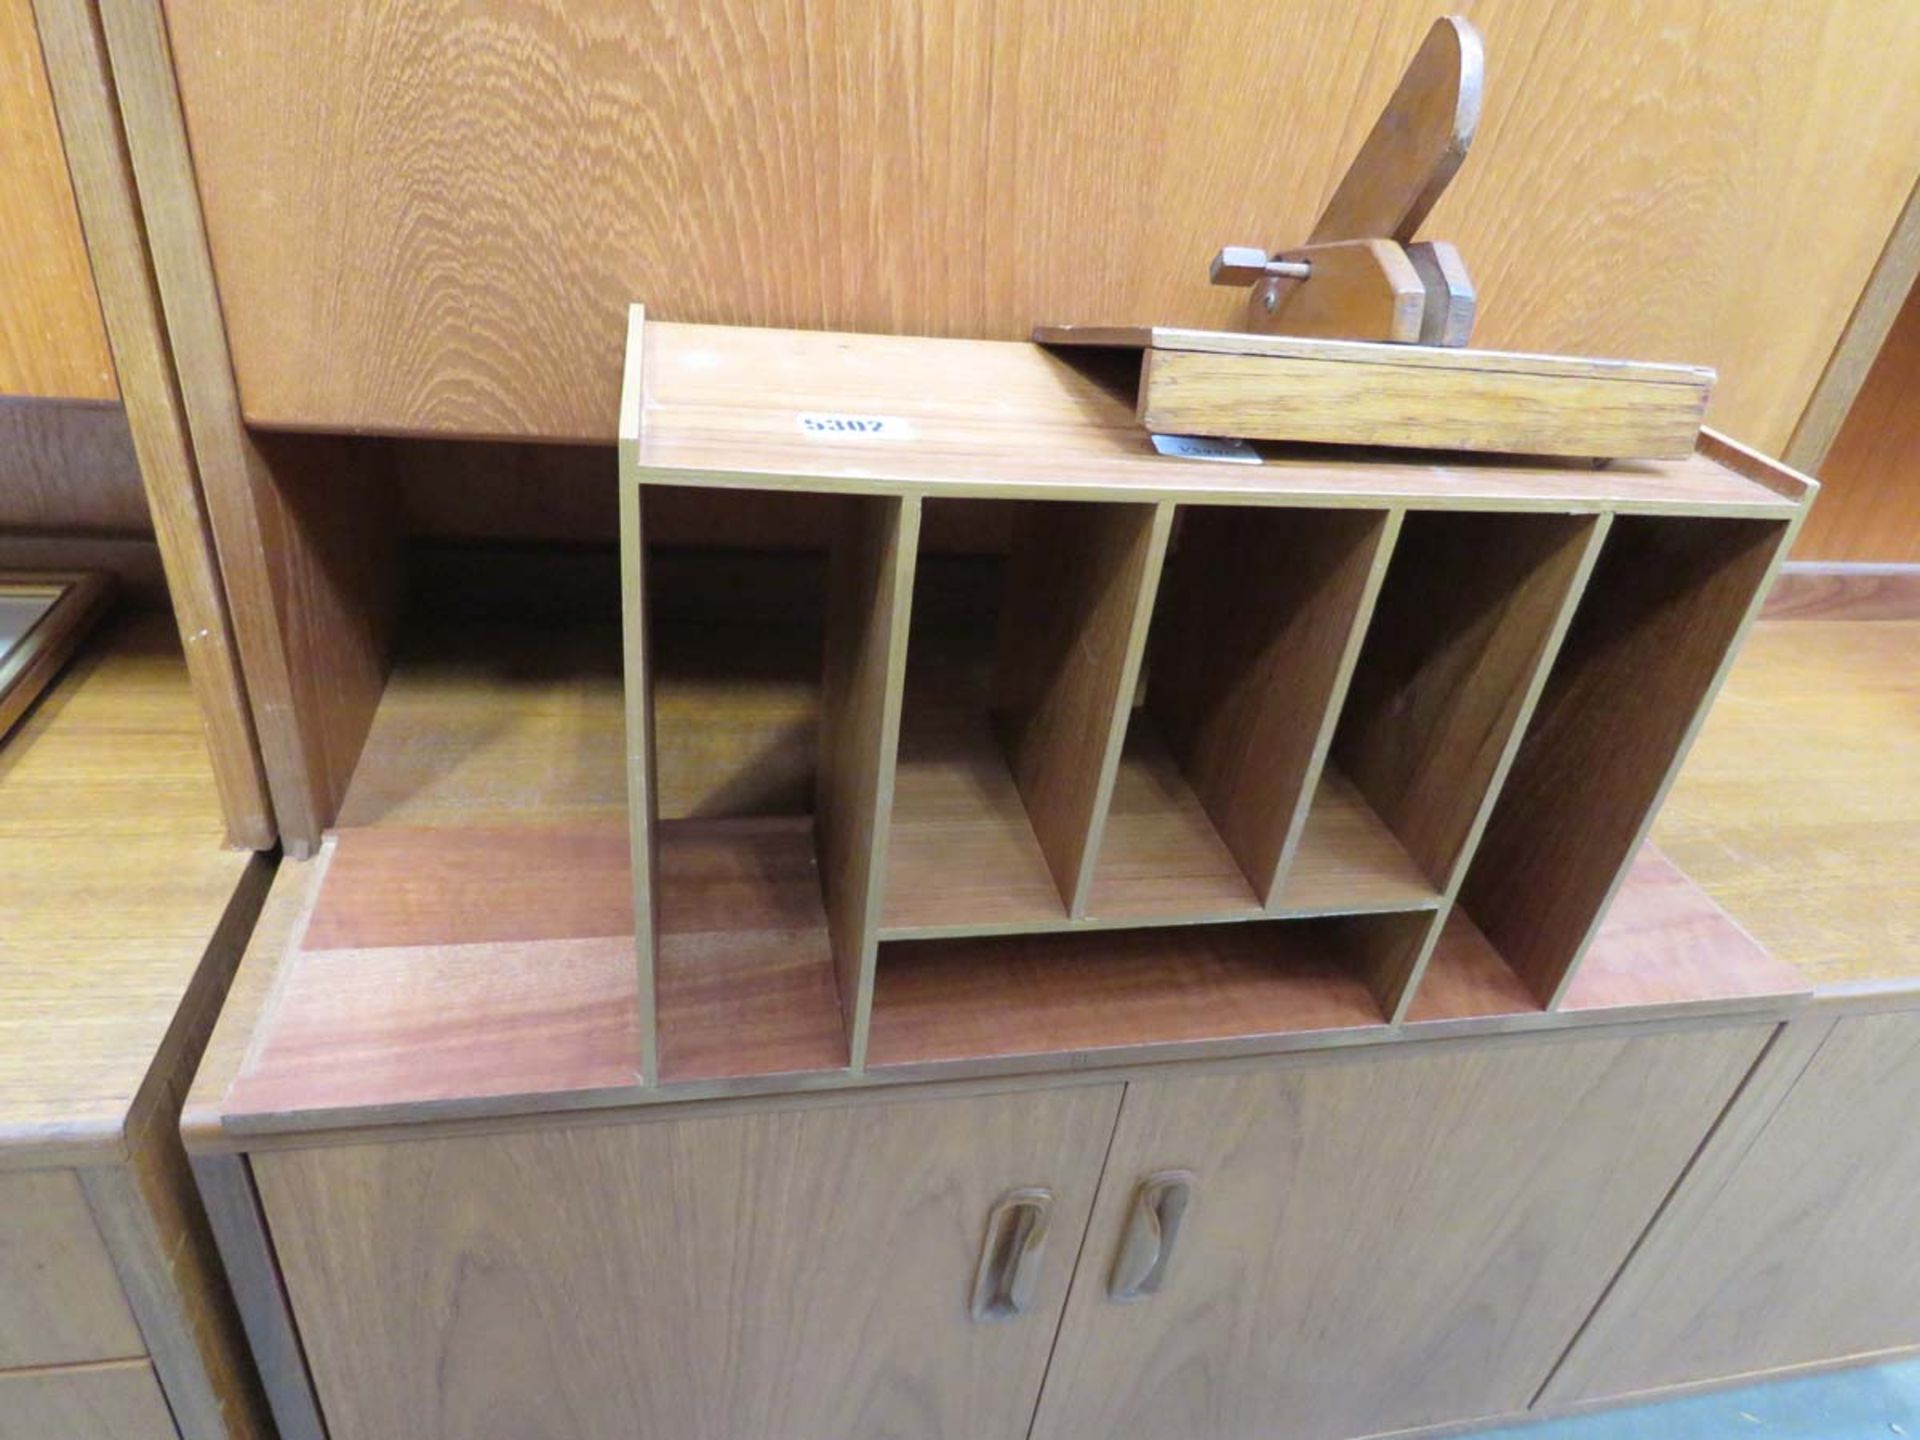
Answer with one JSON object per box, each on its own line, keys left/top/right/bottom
{"left": 992, "top": 500, "right": 1174, "bottom": 917}
{"left": 815, "top": 495, "right": 921, "bottom": 1070}
{"left": 1454, "top": 512, "right": 1796, "bottom": 1008}
{"left": 1302, "top": 510, "right": 1612, "bottom": 1016}
{"left": 1128, "top": 506, "right": 1402, "bottom": 914}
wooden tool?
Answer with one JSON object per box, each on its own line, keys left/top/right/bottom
{"left": 1211, "top": 16, "right": 1483, "bottom": 346}
{"left": 1036, "top": 15, "right": 1718, "bottom": 460}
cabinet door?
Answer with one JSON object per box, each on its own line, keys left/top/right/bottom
{"left": 253, "top": 1084, "right": 1122, "bottom": 1440}
{"left": 1033, "top": 1026, "right": 1768, "bottom": 1440}
{"left": 1546, "top": 1009, "right": 1920, "bottom": 1403}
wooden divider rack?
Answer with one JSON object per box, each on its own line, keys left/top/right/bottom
{"left": 615, "top": 306, "right": 1814, "bottom": 1091}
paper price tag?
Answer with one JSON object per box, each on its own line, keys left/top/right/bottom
{"left": 797, "top": 413, "right": 915, "bottom": 440}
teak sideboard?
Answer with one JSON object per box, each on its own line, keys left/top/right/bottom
{"left": 175, "top": 312, "right": 1920, "bottom": 1440}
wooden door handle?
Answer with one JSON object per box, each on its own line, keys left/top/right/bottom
{"left": 1108, "top": 1170, "right": 1195, "bottom": 1302}
{"left": 970, "top": 1187, "right": 1054, "bottom": 1322}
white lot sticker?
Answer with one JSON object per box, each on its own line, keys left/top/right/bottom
{"left": 797, "top": 413, "right": 915, "bottom": 440}
{"left": 1150, "top": 433, "right": 1262, "bottom": 464}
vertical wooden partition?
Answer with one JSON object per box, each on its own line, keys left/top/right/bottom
{"left": 816, "top": 496, "right": 920, "bottom": 1069}
{"left": 625, "top": 482, "right": 921, "bottom": 1083}
{"left": 1458, "top": 514, "right": 1794, "bottom": 1006}
{"left": 1090, "top": 506, "right": 1399, "bottom": 920}
{"left": 993, "top": 501, "right": 1174, "bottom": 916}
{"left": 1307, "top": 510, "right": 1610, "bottom": 1013}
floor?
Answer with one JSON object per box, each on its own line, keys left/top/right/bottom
{"left": 1462, "top": 1359, "right": 1920, "bottom": 1438}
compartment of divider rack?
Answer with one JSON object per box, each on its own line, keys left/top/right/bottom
{"left": 638, "top": 485, "right": 911, "bottom": 1082}
{"left": 1277, "top": 509, "right": 1604, "bottom": 915}
{"left": 1082, "top": 506, "right": 1397, "bottom": 924}
{"left": 1438, "top": 513, "right": 1793, "bottom": 1012}
{"left": 865, "top": 912, "right": 1429, "bottom": 1075}
{"left": 880, "top": 498, "right": 1167, "bottom": 935}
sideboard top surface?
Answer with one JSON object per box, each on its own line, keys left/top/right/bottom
{"left": 0, "top": 613, "right": 259, "bottom": 1165}
{"left": 626, "top": 316, "right": 1801, "bottom": 517}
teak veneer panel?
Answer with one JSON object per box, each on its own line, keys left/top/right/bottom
{"left": 0, "top": 1361, "right": 177, "bottom": 1440}
{"left": 1141, "top": 506, "right": 1395, "bottom": 907}
{"left": 1460, "top": 515, "right": 1792, "bottom": 1006}
{"left": 1796, "top": 278, "right": 1920, "bottom": 561}
{"left": 1407, "top": 846, "right": 1811, "bottom": 1029}
{"left": 1651, "top": 619, "right": 1920, "bottom": 986}
{"left": 0, "top": 0, "right": 114, "bottom": 399}
{"left": 227, "top": 815, "right": 850, "bottom": 1126}
{"left": 867, "top": 922, "right": 1389, "bottom": 1076}
{"left": 0, "top": 614, "right": 257, "bottom": 1150}
{"left": 0, "top": 1170, "right": 144, "bottom": 1367}
{"left": 165, "top": 0, "right": 1920, "bottom": 453}
{"left": 993, "top": 501, "right": 1170, "bottom": 914}
{"left": 1030, "top": 1025, "right": 1772, "bottom": 1440}
{"left": 254, "top": 1087, "right": 1122, "bottom": 1440}
{"left": 1546, "top": 1008, "right": 1920, "bottom": 1401}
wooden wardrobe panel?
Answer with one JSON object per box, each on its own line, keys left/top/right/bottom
{"left": 1031, "top": 1024, "right": 1769, "bottom": 1440}
{"left": 1550, "top": 1009, "right": 1920, "bottom": 1401}
{"left": 0, "top": 0, "right": 114, "bottom": 400}
{"left": 256, "top": 1084, "right": 1123, "bottom": 1440}
{"left": 1797, "top": 279, "right": 1920, "bottom": 561}
{"left": 162, "top": 0, "right": 1920, "bottom": 448}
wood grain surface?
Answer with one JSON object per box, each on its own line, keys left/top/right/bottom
{"left": 0, "top": 1361, "right": 177, "bottom": 1440}
{"left": 0, "top": 612, "right": 256, "bottom": 1154}
{"left": 1460, "top": 515, "right": 1788, "bottom": 1004}
{"left": 32, "top": 0, "right": 277, "bottom": 846}
{"left": 1408, "top": 846, "right": 1810, "bottom": 1028}
{"left": 868, "top": 920, "right": 1389, "bottom": 1076}
{"left": 0, "top": 1169, "right": 143, "bottom": 1366}
{"left": 161, "top": 0, "right": 1920, "bottom": 451}
{"left": 1796, "top": 278, "right": 1920, "bottom": 561}
{"left": 0, "top": 0, "right": 113, "bottom": 399}
{"left": 0, "top": 399, "right": 145, "bottom": 531}
{"left": 1030, "top": 1024, "right": 1770, "bottom": 1440}
{"left": 1652, "top": 620, "right": 1920, "bottom": 987}
{"left": 1545, "top": 1008, "right": 1920, "bottom": 1401}
{"left": 633, "top": 323, "right": 1791, "bottom": 516}
{"left": 1143, "top": 506, "right": 1393, "bottom": 906}
{"left": 254, "top": 1085, "right": 1123, "bottom": 1440}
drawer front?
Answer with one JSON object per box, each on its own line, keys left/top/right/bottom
{"left": 0, "top": 1360, "right": 177, "bottom": 1440}
{"left": 0, "top": 1169, "right": 144, "bottom": 1367}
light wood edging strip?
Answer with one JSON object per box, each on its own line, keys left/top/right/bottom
{"left": 29, "top": 0, "right": 272, "bottom": 847}
{"left": 817, "top": 495, "right": 920, "bottom": 1071}
{"left": 619, "top": 305, "right": 657, "bottom": 1085}
{"left": 95, "top": 0, "right": 390, "bottom": 855}
{"left": 1785, "top": 172, "right": 1920, "bottom": 474}
{"left": 1543, "top": 446, "right": 1813, "bottom": 1010}
{"left": 1388, "top": 515, "right": 1615, "bottom": 1021}
{"left": 618, "top": 486, "right": 658, "bottom": 1087}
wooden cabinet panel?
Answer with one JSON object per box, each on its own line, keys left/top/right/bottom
{"left": 1031, "top": 1025, "right": 1769, "bottom": 1440}
{"left": 1796, "top": 279, "right": 1920, "bottom": 561}
{"left": 1548, "top": 1009, "right": 1920, "bottom": 1402}
{"left": 160, "top": 0, "right": 1920, "bottom": 448}
{"left": 0, "top": 1361, "right": 177, "bottom": 1440}
{"left": 0, "top": 1169, "right": 144, "bottom": 1369}
{"left": 0, "top": 0, "right": 115, "bottom": 400}
{"left": 255, "top": 1085, "right": 1123, "bottom": 1440}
